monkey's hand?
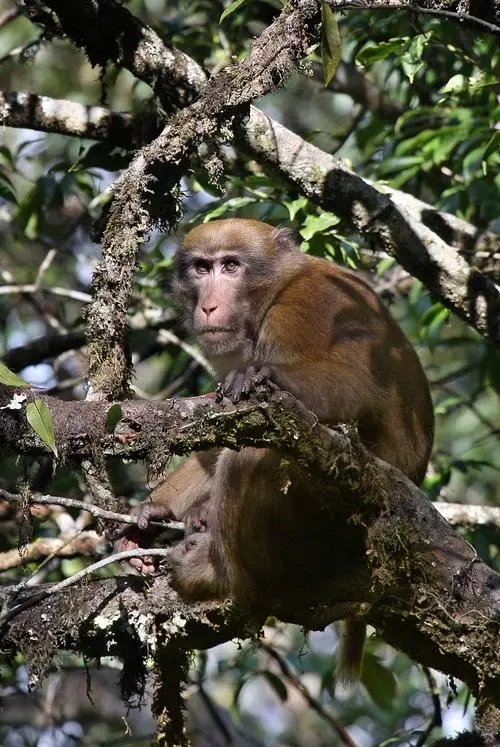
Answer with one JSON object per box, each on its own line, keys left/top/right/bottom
{"left": 114, "top": 503, "right": 173, "bottom": 574}
{"left": 219, "top": 364, "right": 279, "bottom": 404}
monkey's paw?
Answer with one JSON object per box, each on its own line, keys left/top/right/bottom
{"left": 219, "top": 364, "right": 278, "bottom": 403}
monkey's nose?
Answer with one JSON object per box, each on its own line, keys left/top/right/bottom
{"left": 202, "top": 305, "right": 218, "bottom": 318}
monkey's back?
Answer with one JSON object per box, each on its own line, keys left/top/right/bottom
{"left": 256, "top": 255, "right": 434, "bottom": 484}
{"left": 209, "top": 257, "right": 434, "bottom": 607}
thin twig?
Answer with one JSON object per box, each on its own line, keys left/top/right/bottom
{"left": 35, "top": 249, "right": 57, "bottom": 285}
{"left": 260, "top": 641, "right": 360, "bottom": 747}
{"left": 415, "top": 666, "right": 442, "bottom": 747}
{"left": 0, "top": 488, "right": 184, "bottom": 532}
{"left": 0, "top": 283, "right": 92, "bottom": 303}
{"left": 156, "top": 328, "right": 213, "bottom": 374}
{"left": 328, "top": 1, "right": 500, "bottom": 34}
{"left": 0, "top": 548, "right": 172, "bottom": 630}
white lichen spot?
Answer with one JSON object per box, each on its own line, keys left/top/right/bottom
{"left": 127, "top": 610, "right": 152, "bottom": 645}
{"left": 475, "top": 293, "right": 487, "bottom": 321}
{"left": 162, "top": 612, "right": 187, "bottom": 635}
{"left": 94, "top": 611, "right": 122, "bottom": 629}
{"left": 0, "top": 392, "right": 27, "bottom": 410}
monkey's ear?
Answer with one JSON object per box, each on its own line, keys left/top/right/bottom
{"left": 272, "top": 226, "right": 301, "bottom": 254}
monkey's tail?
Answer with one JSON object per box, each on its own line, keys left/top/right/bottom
{"left": 334, "top": 620, "right": 366, "bottom": 691}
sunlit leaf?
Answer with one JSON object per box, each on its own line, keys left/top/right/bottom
{"left": 220, "top": 0, "right": 247, "bottom": 23}
{"left": 106, "top": 403, "right": 123, "bottom": 434}
{"left": 357, "top": 38, "right": 409, "bottom": 66}
{"left": 321, "top": 4, "right": 341, "bottom": 86}
{"left": 300, "top": 212, "right": 340, "bottom": 241}
{"left": 0, "top": 363, "right": 30, "bottom": 388}
{"left": 284, "top": 196, "right": 308, "bottom": 222}
{"left": 26, "top": 399, "right": 58, "bottom": 457}
{"left": 362, "top": 652, "right": 397, "bottom": 709}
{"left": 441, "top": 74, "right": 468, "bottom": 94}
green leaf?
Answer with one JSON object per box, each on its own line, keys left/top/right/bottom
{"left": 106, "top": 403, "right": 123, "bottom": 434}
{"left": 300, "top": 212, "right": 340, "bottom": 241}
{"left": 220, "top": 0, "right": 247, "bottom": 23}
{"left": 420, "top": 303, "right": 450, "bottom": 338}
{"left": 361, "top": 652, "right": 397, "bottom": 709}
{"left": 408, "top": 279, "right": 423, "bottom": 305}
{"left": 0, "top": 178, "right": 17, "bottom": 204}
{"left": 357, "top": 38, "right": 409, "bottom": 66}
{"left": 440, "top": 74, "right": 468, "bottom": 95}
{"left": 200, "top": 197, "right": 255, "bottom": 221}
{"left": 434, "top": 395, "right": 462, "bottom": 416}
{"left": 482, "top": 130, "right": 500, "bottom": 174}
{"left": 71, "top": 142, "right": 129, "bottom": 172}
{"left": 321, "top": 4, "right": 341, "bottom": 86}
{"left": 375, "top": 257, "right": 396, "bottom": 278}
{"left": 401, "top": 33, "right": 430, "bottom": 83}
{"left": 0, "top": 144, "right": 14, "bottom": 166}
{"left": 26, "top": 399, "right": 58, "bottom": 457}
{"left": 284, "top": 196, "right": 308, "bottom": 222}
{"left": 0, "top": 363, "right": 30, "bottom": 387}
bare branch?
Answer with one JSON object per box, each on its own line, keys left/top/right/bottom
{"left": 241, "top": 107, "right": 500, "bottom": 346}
{"left": 1, "top": 331, "right": 86, "bottom": 371}
{"left": 0, "top": 531, "right": 102, "bottom": 571}
{"left": 327, "top": 0, "right": 500, "bottom": 34}
{"left": 0, "top": 90, "right": 141, "bottom": 147}
{"left": 0, "top": 487, "right": 184, "bottom": 532}
{"left": 434, "top": 501, "right": 500, "bottom": 529}
{"left": 261, "top": 641, "right": 360, "bottom": 747}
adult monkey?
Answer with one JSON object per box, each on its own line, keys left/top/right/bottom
{"left": 121, "top": 218, "right": 434, "bottom": 686}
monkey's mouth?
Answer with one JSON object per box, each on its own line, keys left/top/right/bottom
{"left": 197, "top": 326, "right": 234, "bottom": 337}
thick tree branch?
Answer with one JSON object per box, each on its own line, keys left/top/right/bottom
{"left": 7, "top": 4, "right": 500, "bottom": 346}
{"left": 241, "top": 107, "right": 500, "bottom": 345}
{"left": 0, "top": 385, "right": 499, "bottom": 727}
{"left": 22, "top": 0, "right": 206, "bottom": 110}
{"left": 0, "top": 91, "right": 141, "bottom": 147}
{"left": 80, "top": 0, "right": 320, "bottom": 399}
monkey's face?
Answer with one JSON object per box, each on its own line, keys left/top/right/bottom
{"left": 173, "top": 219, "right": 303, "bottom": 364}
{"left": 177, "top": 251, "right": 253, "bottom": 359}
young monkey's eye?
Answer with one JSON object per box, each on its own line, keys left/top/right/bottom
{"left": 192, "top": 259, "right": 210, "bottom": 275}
{"left": 223, "top": 259, "right": 240, "bottom": 273}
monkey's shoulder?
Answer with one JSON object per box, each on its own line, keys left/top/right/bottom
{"left": 277, "top": 256, "right": 387, "bottom": 320}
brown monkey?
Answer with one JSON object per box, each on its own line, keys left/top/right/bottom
{"left": 122, "top": 218, "right": 434, "bottom": 685}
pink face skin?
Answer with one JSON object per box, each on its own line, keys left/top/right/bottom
{"left": 187, "top": 252, "right": 252, "bottom": 358}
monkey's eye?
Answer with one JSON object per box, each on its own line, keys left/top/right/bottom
{"left": 222, "top": 259, "right": 241, "bottom": 273}
{"left": 192, "top": 259, "right": 211, "bottom": 275}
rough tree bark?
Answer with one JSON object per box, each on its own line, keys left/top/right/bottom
{"left": 0, "top": 385, "right": 500, "bottom": 742}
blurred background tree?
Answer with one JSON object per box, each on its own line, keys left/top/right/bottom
{"left": 0, "top": 0, "right": 499, "bottom": 745}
